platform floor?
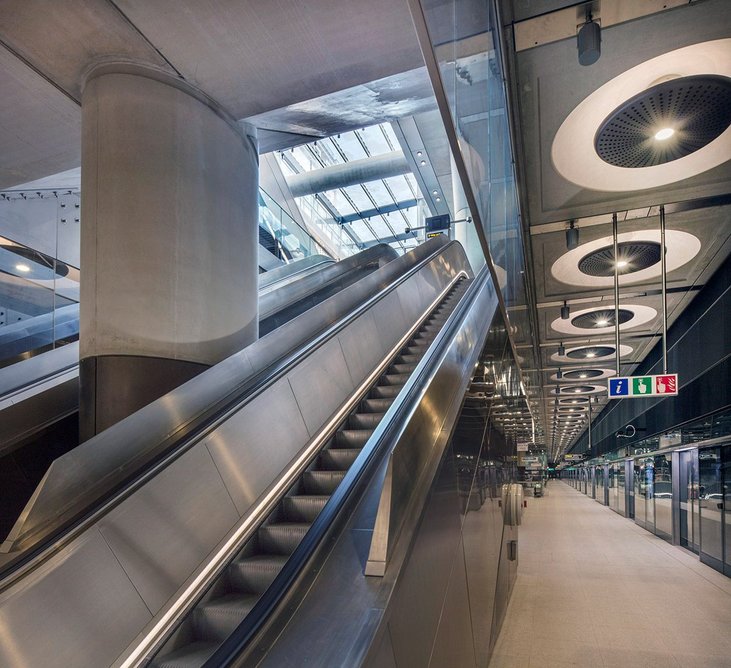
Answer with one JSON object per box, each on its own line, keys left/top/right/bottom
{"left": 491, "top": 481, "right": 731, "bottom": 668}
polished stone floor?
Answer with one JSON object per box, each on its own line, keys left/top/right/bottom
{"left": 490, "top": 481, "right": 731, "bottom": 668}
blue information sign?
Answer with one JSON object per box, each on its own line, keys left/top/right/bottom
{"left": 608, "top": 377, "right": 629, "bottom": 397}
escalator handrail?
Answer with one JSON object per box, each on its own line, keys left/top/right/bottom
{"left": 258, "top": 243, "right": 397, "bottom": 320}
{"left": 0, "top": 237, "right": 459, "bottom": 585}
{"left": 201, "top": 267, "right": 491, "bottom": 668}
{"left": 0, "top": 342, "right": 79, "bottom": 401}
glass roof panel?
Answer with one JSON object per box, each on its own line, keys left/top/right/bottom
{"left": 281, "top": 122, "right": 428, "bottom": 254}
{"left": 331, "top": 133, "right": 368, "bottom": 162}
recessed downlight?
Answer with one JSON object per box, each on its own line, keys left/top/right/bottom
{"left": 15, "top": 263, "right": 31, "bottom": 273}
{"left": 654, "top": 127, "right": 675, "bottom": 141}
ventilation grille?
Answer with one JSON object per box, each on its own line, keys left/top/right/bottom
{"left": 579, "top": 242, "right": 662, "bottom": 276}
{"left": 562, "top": 369, "right": 604, "bottom": 380}
{"left": 559, "top": 385, "right": 595, "bottom": 394}
{"left": 566, "top": 346, "right": 615, "bottom": 359}
{"left": 571, "top": 308, "right": 633, "bottom": 329}
{"left": 595, "top": 75, "right": 731, "bottom": 168}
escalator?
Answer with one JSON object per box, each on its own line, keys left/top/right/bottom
{"left": 151, "top": 279, "right": 470, "bottom": 667}
{"left": 0, "top": 245, "right": 396, "bottom": 540}
{"left": 0, "top": 237, "right": 508, "bottom": 668}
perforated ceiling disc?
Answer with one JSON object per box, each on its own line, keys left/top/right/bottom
{"left": 579, "top": 242, "right": 661, "bottom": 277}
{"left": 571, "top": 309, "right": 633, "bottom": 329}
{"left": 595, "top": 75, "right": 731, "bottom": 168}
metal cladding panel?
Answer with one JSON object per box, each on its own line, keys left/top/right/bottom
{"left": 98, "top": 445, "right": 240, "bottom": 614}
{"left": 204, "top": 377, "right": 311, "bottom": 515}
{"left": 387, "top": 448, "right": 463, "bottom": 668}
{"left": 0, "top": 531, "right": 151, "bottom": 668}
{"left": 337, "top": 310, "right": 388, "bottom": 389}
{"left": 371, "top": 289, "right": 409, "bottom": 355}
{"left": 391, "top": 269, "right": 423, "bottom": 326}
{"left": 288, "top": 336, "right": 355, "bottom": 437}
{"left": 429, "top": 535, "right": 478, "bottom": 667}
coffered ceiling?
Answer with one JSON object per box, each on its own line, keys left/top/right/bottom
{"left": 500, "top": 0, "right": 731, "bottom": 461}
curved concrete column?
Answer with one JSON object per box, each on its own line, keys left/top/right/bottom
{"left": 80, "top": 64, "right": 259, "bottom": 438}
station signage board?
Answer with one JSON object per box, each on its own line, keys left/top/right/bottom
{"left": 564, "top": 454, "right": 584, "bottom": 461}
{"left": 516, "top": 441, "right": 530, "bottom": 452}
{"left": 608, "top": 373, "right": 678, "bottom": 399}
{"left": 425, "top": 214, "right": 450, "bottom": 234}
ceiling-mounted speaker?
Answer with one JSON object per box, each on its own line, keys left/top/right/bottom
{"left": 566, "top": 221, "right": 579, "bottom": 249}
{"left": 561, "top": 302, "right": 570, "bottom": 320}
{"left": 578, "top": 18, "right": 601, "bottom": 66}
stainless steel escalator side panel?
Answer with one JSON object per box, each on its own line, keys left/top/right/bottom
{"left": 1, "top": 238, "right": 450, "bottom": 557}
{"left": 258, "top": 243, "right": 397, "bottom": 321}
{"left": 0, "top": 531, "right": 153, "bottom": 668}
{"left": 366, "top": 269, "right": 498, "bottom": 577}
{"left": 246, "top": 269, "right": 499, "bottom": 668}
{"left": 258, "top": 254, "right": 334, "bottom": 294}
{"left": 0, "top": 240, "right": 470, "bottom": 668}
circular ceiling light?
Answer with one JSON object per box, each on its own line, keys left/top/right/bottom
{"left": 572, "top": 308, "right": 633, "bottom": 329}
{"left": 595, "top": 75, "right": 731, "bottom": 168}
{"left": 551, "top": 304, "right": 656, "bottom": 335}
{"left": 549, "top": 368, "right": 615, "bottom": 383}
{"left": 552, "top": 39, "right": 731, "bottom": 191}
{"left": 579, "top": 241, "right": 661, "bottom": 277}
{"left": 550, "top": 343, "right": 633, "bottom": 364}
{"left": 550, "top": 384, "right": 606, "bottom": 396}
{"left": 558, "top": 396, "right": 589, "bottom": 405}
{"left": 15, "top": 263, "right": 31, "bottom": 273}
{"left": 552, "top": 230, "right": 701, "bottom": 287}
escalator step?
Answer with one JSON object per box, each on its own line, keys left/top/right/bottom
{"left": 258, "top": 522, "right": 310, "bottom": 554}
{"left": 193, "top": 592, "right": 259, "bottom": 641}
{"left": 382, "top": 373, "right": 409, "bottom": 385}
{"left": 229, "top": 554, "right": 288, "bottom": 594}
{"left": 406, "top": 344, "right": 427, "bottom": 355}
{"left": 334, "top": 429, "right": 371, "bottom": 448}
{"left": 414, "top": 332, "right": 435, "bottom": 343}
{"left": 301, "top": 470, "right": 346, "bottom": 494}
{"left": 396, "top": 354, "right": 419, "bottom": 365}
{"left": 153, "top": 641, "right": 219, "bottom": 668}
{"left": 361, "top": 397, "right": 393, "bottom": 412}
{"left": 390, "top": 363, "right": 417, "bottom": 374}
{"left": 371, "top": 385, "right": 401, "bottom": 399}
{"left": 348, "top": 412, "right": 384, "bottom": 429}
{"left": 320, "top": 447, "right": 362, "bottom": 469}
{"left": 282, "top": 495, "right": 329, "bottom": 522}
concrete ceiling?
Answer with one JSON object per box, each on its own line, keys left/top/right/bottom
{"left": 0, "top": 0, "right": 424, "bottom": 188}
{"left": 500, "top": 0, "right": 731, "bottom": 460}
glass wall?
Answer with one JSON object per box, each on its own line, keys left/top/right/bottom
{"left": 416, "top": 0, "right": 544, "bottom": 453}
{"left": 699, "top": 447, "right": 724, "bottom": 571}
{"left": 679, "top": 449, "right": 699, "bottom": 553}
{"left": 259, "top": 189, "right": 326, "bottom": 262}
{"left": 654, "top": 453, "right": 673, "bottom": 540}
{"left": 0, "top": 191, "right": 80, "bottom": 367}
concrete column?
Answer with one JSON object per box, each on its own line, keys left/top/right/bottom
{"left": 80, "top": 64, "right": 259, "bottom": 438}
